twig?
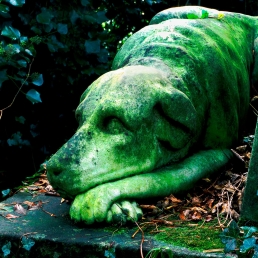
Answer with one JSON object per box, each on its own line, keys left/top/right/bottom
{"left": 250, "top": 103, "right": 258, "bottom": 116}
{"left": 21, "top": 232, "right": 38, "bottom": 239}
{"left": 41, "top": 207, "right": 56, "bottom": 217}
{"left": 134, "top": 220, "right": 145, "bottom": 258}
{"left": 217, "top": 205, "right": 223, "bottom": 229}
{"left": 114, "top": 203, "right": 145, "bottom": 258}
{"left": 0, "top": 59, "right": 34, "bottom": 119}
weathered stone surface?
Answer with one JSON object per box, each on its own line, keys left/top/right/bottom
{"left": 241, "top": 119, "right": 258, "bottom": 222}
{"left": 47, "top": 6, "right": 258, "bottom": 224}
{"left": 0, "top": 192, "right": 228, "bottom": 258}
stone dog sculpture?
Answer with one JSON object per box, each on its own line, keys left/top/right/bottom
{"left": 47, "top": 6, "right": 258, "bottom": 224}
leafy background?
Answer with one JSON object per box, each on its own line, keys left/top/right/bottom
{"left": 0, "top": 0, "right": 257, "bottom": 190}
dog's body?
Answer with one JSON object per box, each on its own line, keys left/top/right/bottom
{"left": 47, "top": 6, "right": 258, "bottom": 224}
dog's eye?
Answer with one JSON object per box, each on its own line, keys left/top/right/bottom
{"left": 103, "top": 116, "right": 126, "bottom": 134}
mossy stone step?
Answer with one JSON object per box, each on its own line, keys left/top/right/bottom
{"left": 0, "top": 192, "right": 228, "bottom": 258}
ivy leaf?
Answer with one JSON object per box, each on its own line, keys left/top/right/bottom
{"left": 1, "top": 189, "right": 10, "bottom": 198}
{"left": 57, "top": 23, "right": 68, "bottom": 35}
{"left": 24, "top": 49, "right": 33, "bottom": 56}
{"left": 31, "top": 26, "right": 42, "bottom": 34}
{"left": 240, "top": 226, "right": 258, "bottom": 238}
{"left": 4, "top": 44, "right": 20, "bottom": 56}
{"left": 26, "top": 89, "right": 42, "bottom": 104}
{"left": 43, "top": 23, "right": 54, "bottom": 33}
{"left": 85, "top": 40, "right": 100, "bottom": 54}
{"left": 1, "top": 242, "right": 11, "bottom": 257}
{"left": 31, "top": 73, "right": 43, "bottom": 86}
{"left": 1, "top": 26, "right": 20, "bottom": 40}
{"left": 227, "top": 220, "right": 240, "bottom": 238}
{"left": 15, "top": 116, "right": 26, "bottom": 124}
{"left": 145, "top": 0, "right": 153, "bottom": 5}
{"left": 187, "top": 13, "right": 199, "bottom": 19}
{"left": 220, "top": 221, "right": 240, "bottom": 253}
{"left": 239, "top": 237, "right": 256, "bottom": 253}
{"left": 84, "top": 14, "right": 97, "bottom": 23}
{"left": 20, "top": 36, "right": 28, "bottom": 44}
{"left": 36, "top": 8, "right": 54, "bottom": 24}
{"left": 0, "top": 69, "right": 8, "bottom": 88}
{"left": 47, "top": 35, "right": 65, "bottom": 52}
{"left": 0, "top": 4, "right": 9, "bottom": 14}
{"left": 7, "top": 132, "right": 30, "bottom": 147}
{"left": 104, "top": 247, "right": 115, "bottom": 258}
{"left": 70, "top": 10, "right": 80, "bottom": 24}
{"left": 81, "top": 0, "right": 89, "bottom": 6}
{"left": 96, "top": 11, "right": 108, "bottom": 23}
{"left": 253, "top": 250, "right": 258, "bottom": 258}
{"left": 222, "top": 237, "right": 237, "bottom": 253}
{"left": 4, "top": 0, "right": 25, "bottom": 7}
{"left": 17, "top": 59, "right": 27, "bottom": 68}
{"left": 21, "top": 237, "right": 35, "bottom": 251}
{"left": 97, "top": 49, "right": 108, "bottom": 63}
{"left": 201, "top": 10, "right": 209, "bottom": 19}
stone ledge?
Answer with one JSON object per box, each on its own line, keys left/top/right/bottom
{"left": 0, "top": 192, "right": 228, "bottom": 258}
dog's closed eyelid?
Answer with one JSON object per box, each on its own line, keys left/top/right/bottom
{"left": 102, "top": 116, "right": 129, "bottom": 134}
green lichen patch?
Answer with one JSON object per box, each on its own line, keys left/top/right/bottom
{"left": 152, "top": 220, "right": 224, "bottom": 252}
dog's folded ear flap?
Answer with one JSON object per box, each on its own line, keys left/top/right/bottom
{"left": 152, "top": 90, "right": 198, "bottom": 159}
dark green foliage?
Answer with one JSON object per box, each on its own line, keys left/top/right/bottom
{"left": 220, "top": 220, "right": 240, "bottom": 253}
{"left": 220, "top": 221, "right": 258, "bottom": 257}
{"left": 146, "top": 247, "right": 173, "bottom": 258}
{"left": 0, "top": 0, "right": 256, "bottom": 190}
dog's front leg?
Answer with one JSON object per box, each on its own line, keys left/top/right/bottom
{"left": 70, "top": 149, "right": 232, "bottom": 225}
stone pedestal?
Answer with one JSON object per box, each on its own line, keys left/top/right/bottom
{"left": 0, "top": 192, "right": 225, "bottom": 258}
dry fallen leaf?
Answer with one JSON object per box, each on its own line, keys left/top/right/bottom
{"left": 245, "top": 152, "right": 251, "bottom": 160}
{"left": 28, "top": 201, "right": 43, "bottom": 211}
{"left": 23, "top": 201, "right": 34, "bottom": 207}
{"left": 191, "top": 211, "right": 202, "bottom": 220}
{"left": 191, "top": 197, "right": 202, "bottom": 206}
{"left": 179, "top": 211, "right": 186, "bottom": 220}
{"left": 168, "top": 194, "right": 182, "bottom": 203}
{"left": 205, "top": 215, "right": 213, "bottom": 222}
{"left": 206, "top": 199, "right": 214, "bottom": 209}
{"left": 27, "top": 186, "right": 39, "bottom": 191}
{"left": 5, "top": 214, "right": 19, "bottom": 219}
{"left": 45, "top": 185, "right": 54, "bottom": 192}
{"left": 220, "top": 203, "right": 229, "bottom": 214}
{"left": 14, "top": 204, "right": 27, "bottom": 215}
{"left": 190, "top": 207, "right": 207, "bottom": 213}
{"left": 34, "top": 179, "right": 49, "bottom": 186}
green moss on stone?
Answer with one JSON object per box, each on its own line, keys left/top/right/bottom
{"left": 153, "top": 221, "right": 224, "bottom": 252}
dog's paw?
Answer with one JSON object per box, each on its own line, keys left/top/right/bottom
{"left": 69, "top": 185, "right": 142, "bottom": 224}
{"left": 106, "top": 201, "right": 143, "bottom": 224}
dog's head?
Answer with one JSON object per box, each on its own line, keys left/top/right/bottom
{"left": 47, "top": 66, "right": 198, "bottom": 198}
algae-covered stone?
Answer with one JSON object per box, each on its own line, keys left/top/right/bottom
{"left": 47, "top": 6, "right": 258, "bottom": 224}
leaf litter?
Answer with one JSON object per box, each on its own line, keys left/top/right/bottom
{"left": 139, "top": 144, "right": 250, "bottom": 227}
{"left": 133, "top": 142, "right": 253, "bottom": 254}
{"left": 0, "top": 164, "right": 61, "bottom": 219}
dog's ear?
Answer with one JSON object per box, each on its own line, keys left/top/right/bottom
{"left": 152, "top": 90, "right": 198, "bottom": 158}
